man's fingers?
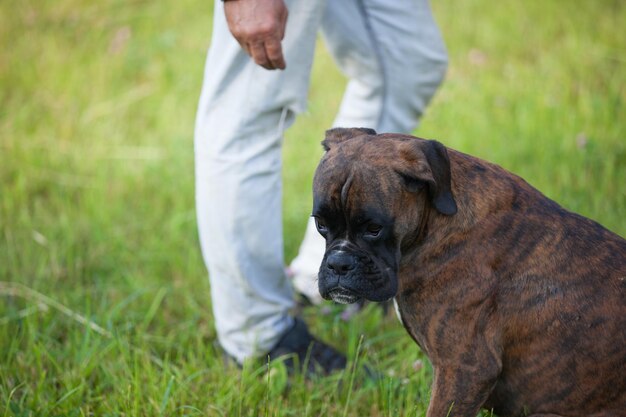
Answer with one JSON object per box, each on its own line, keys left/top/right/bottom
{"left": 223, "top": 0, "right": 288, "bottom": 70}
{"left": 265, "top": 38, "right": 286, "bottom": 70}
{"left": 248, "top": 41, "right": 272, "bottom": 70}
{"left": 238, "top": 40, "right": 251, "bottom": 57}
{"left": 248, "top": 39, "right": 285, "bottom": 70}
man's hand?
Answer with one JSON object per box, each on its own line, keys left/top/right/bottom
{"left": 224, "top": 0, "right": 288, "bottom": 70}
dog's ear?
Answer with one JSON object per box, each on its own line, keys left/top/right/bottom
{"left": 322, "top": 127, "right": 377, "bottom": 151}
{"left": 397, "top": 139, "right": 457, "bottom": 216}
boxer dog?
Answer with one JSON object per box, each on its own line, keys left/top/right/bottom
{"left": 313, "top": 128, "right": 626, "bottom": 417}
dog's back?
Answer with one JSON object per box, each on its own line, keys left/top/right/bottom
{"left": 448, "top": 150, "right": 626, "bottom": 415}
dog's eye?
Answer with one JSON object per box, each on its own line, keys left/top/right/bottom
{"left": 365, "top": 224, "right": 382, "bottom": 238}
{"left": 315, "top": 218, "right": 328, "bottom": 234}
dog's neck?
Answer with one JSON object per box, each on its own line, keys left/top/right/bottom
{"left": 402, "top": 149, "right": 532, "bottom": 266}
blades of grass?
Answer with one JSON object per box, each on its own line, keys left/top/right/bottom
{"left": 44, "top": 384, "right": 84, "bottom": 417}
{"left": 264, "top": 357, "right": 271, "bottom": 417}
{"left": 140, "top": 286, "right": 168, "bottom": 331}
{"left": 342, "top": 334, "right": 364, "bottom": 417}
{"left": 3, "top": 383, "right": 24, "bottom": 417}
{"left": 0, "top": 304, "right": 47, "bottom": 325}
{"left": 238, "top": 359, "right": 245, "bottom": 417}
{"left": 179, "top": 404, "right": 206, "bottom": 416}
{"left": 0, "top": 281, "right": 170, "bottom": 370}
{"left": 0, "top": 281, "right": 111, "bottom": 338}
{"left": 159, "top": 376, "right": 175, "bottom": 417}
{"left": 446, "top": 401, "right": 455, "bottom": 417}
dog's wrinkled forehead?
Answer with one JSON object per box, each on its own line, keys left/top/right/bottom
{"left": 313, "top": 129, "right": 404, "bottom": 214}
{"left": 314, "top": 161, "right": 386, "bottom": 217}
{"left": 313, "top": 127, "right": 458, "bottom": 217}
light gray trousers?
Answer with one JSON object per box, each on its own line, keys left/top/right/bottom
{"left": 195, "top": 0, "right": 447, "bottom": 363}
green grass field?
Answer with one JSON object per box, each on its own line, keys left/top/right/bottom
{"left": 1, "top": 0, "right": 624, "bottom": 415}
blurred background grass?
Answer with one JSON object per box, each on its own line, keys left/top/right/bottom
{"left": 1, "top": 0, "right": 624, "bottom": 415}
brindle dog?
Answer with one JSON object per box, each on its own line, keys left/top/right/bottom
{"left": 313, "top": 128, "right": 626, "bottom": 417}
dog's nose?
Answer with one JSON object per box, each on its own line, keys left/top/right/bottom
{"left": 326, "top": 251, "right": 357, "bottom": 275}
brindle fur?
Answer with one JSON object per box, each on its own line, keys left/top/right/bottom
{"left": 313, "top": 128, "right": 626, "bottom": 417}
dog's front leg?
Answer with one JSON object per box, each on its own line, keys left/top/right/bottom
{"left": 426, "top": 365, "right": 498, "bottom": 417}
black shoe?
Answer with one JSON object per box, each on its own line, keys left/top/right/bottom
{"left": 267, "top": 318, "right": 347, "bottom": 377}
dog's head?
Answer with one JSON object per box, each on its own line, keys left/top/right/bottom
{"left": 313, "top": 128, "right": 457, "bottom": 304}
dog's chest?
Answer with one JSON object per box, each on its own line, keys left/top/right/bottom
{"left": 393, "top": 296, "right": 431, "bottom": 356}
{"left": 392, "top": 298, "right": 403, "bottom": 323}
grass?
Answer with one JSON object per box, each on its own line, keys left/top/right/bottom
{"left": 1, "top": 0, "right": 624, "bottom": 415}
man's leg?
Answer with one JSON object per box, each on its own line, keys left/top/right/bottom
{"left": 194, "top": 0, "right": 328, "bottom": 363}
{"left": 289, "top": 0, "right": 448, "bottom": 299}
